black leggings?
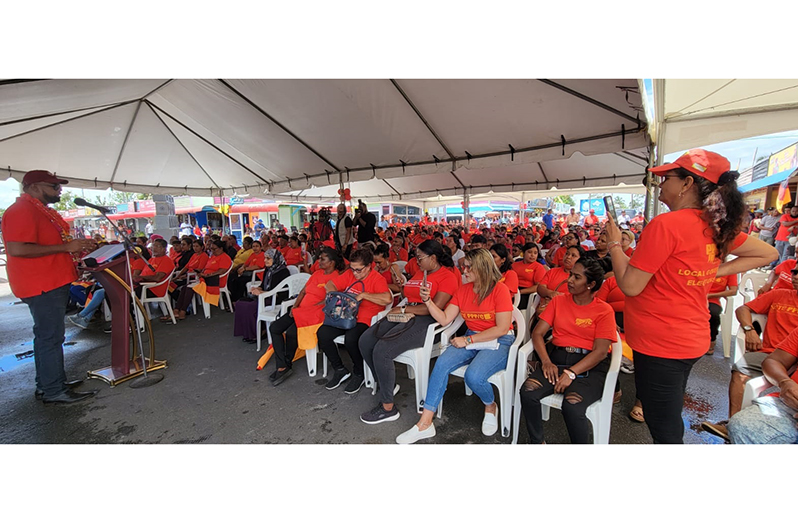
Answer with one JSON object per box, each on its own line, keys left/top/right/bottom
{"left": 708, "top": 302, "right": 722, "bottom": 342}
{"left": 518, "top": 292, "right": 531, "bottom": 311}
{"left": 317, "top": 322, "right": 370, "bottom": 376}
{"left": 269, "top": 313, "right": 298, "bottom": 370}
{"left": 633, "top": 351, "right": 700, "bottom": 444}
{"left": 519, "top": 348, "right": 609, "bottom": 444}
{"left": 359, "top": 315, "right": 437, "bottom": 405}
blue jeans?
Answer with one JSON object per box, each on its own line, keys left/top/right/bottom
{"left": 728, "top": 398, "right": 798, "bottom": 444}
{"left": 774, "top": 240, "right": 790, "bottom": 266}
{"left": 422, "top": 331, "right": 515, "bottom": 413}
{"left": 20, "top": 284, "right": 71, "bottom": 398}
{"left": 78, "top": 288, "right": 106, "bottom": 319}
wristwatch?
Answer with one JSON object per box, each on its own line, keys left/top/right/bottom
{"left": 742, "top": 325, "right": 754, "bottom": 332}
{"left": 400, "top": 306, "right": 406, "bottom": 314}
{"left": 563, "top": 369, "right": 576, "bottom": 380}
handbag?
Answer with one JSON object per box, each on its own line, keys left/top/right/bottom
{"left": 386, "top": 313, "right": 415, "bottom": 323}
{"left": 535, "top": 278, "right": 567, "bottom": 316}
{"left": 322, "top": 280, "right": 365, "bottom": 330}
{"left": 373, "top": 315, "right": 418, "bottom": 340}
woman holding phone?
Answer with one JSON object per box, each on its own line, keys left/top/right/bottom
{"left": 605, "top": 149, "right": 777, "bottom": 443}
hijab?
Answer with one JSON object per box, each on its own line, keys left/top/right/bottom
{"left": 261, "top": 248, "right": 287, "bottom": 291}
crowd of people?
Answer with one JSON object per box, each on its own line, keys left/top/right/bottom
{"left": 8, "top": 151, "right": 798, "bottom": 444}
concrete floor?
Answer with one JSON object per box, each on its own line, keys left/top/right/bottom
{"left": 0, "top": 256, "right": 734, "bottom": 445}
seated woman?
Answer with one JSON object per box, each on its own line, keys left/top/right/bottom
{"left": 389, "top": 235, "right": 409, "bottom": 263}
{"left": 519, "top": 258, "right": 617, "bottom": 444}
{"left": 589, "top": 231, "right": 610, "bottom": 259}
{"left": 373, "top": 243, "right": 405, "bottom": 295}
{"left": 228, "top": 240, "right": 266, "bottom": 302}
{"left": 537, "top": 245, "right": 584, "bottom": 300}
{"left": 233, "top": 249, "right": 291, "bottom": 343}
{"left": 620, "top": 229, "right": 635, "bottom": 257}
{"left": 490, "top": 244, "right": 518, "bottom": 299}
{"left": 359, "top": 240, "right": 460, "bottom": 424}
{"left": 283, "top": 236, "right": 304, "bottom": 267}
{"left": 268, "top": 248, "right": 346, "bottom": 385}
{"left": 512, "top": 243, "right": 546, "bottom": 310}
{"left": 171, "top": 239, "right": 232, "bottom": 320}
{"left": 318, "top": 248, "right": 393, "bottom": 393}
{"left": 395, "top": 248, "right": 515, "bottom": 444}
{"left": 173, "top": 239, "right": 209, "bottom": 285}
{"left": 547, "top": 232, "right": 579, "bottom": 267}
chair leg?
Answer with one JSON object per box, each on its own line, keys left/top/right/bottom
{"left": 322, "top": 354, "right": 328, "bottom": 378}
{"left": 305, "top": 348, "right": 317, "bottom": 377}
{"left": 512, "top": 390, "right": 522, "bottom": 444}
{"left": 256, "top": 320, "right": 262, "bottom": 352}
{"left": 164, "top": 298, "right": 176, "bottom": 324}
{"left": 541, "top": 404, "right": 551, "bottom": 421}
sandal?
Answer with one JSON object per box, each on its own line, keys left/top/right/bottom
{"left": 158, "top": 316, "right": 174, "bottom": 323}
{"left": 629, "top": 405, "right": 645, "bottom": 423}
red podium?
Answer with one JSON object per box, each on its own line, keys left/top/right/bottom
{"left": 82, "top": 255, "right": 167, "bottom": 386}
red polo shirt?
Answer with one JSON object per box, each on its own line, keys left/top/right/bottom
{"left": 3, "top": 196, "right": 78, "bottom": 298}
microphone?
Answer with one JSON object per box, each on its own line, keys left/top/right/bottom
{"left": 74, "top": 197, "right": 113, "bottom": 214}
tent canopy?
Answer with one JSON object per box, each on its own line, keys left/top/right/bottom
{"left": 0, "top": 79, "right": 647, "bottom": 198}
{"left": 653, "top": 79, "right": 798, "bottom": 156}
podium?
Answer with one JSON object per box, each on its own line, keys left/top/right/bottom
{"left": 82, "top": 256, "right": 167, "bottom": 386}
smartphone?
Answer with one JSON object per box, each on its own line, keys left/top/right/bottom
{"left": 603, "top": 196, "right": 618, "bottom": 224}
{"left": 422, "top": 270, "right": 429, "bottom": 289}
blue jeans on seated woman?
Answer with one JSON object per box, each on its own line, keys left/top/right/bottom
{"left": 422, "top": 330, "right": 515, "bottom": 413}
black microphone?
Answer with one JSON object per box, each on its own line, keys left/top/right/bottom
{"left": 74, "top": 197, "right": 113, "bottom": 214}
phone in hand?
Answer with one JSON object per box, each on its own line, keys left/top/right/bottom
{"left": 603, "top": 196, "right": 618, "bottom": 224}
{"left": 422, "top": 270, "right": 428, "bottom": 289}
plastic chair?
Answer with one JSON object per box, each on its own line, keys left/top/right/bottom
{"left": 524, "top": 294, "right": 540, "bottom": 343}
{"left": 435, "top": 307, "right": 526, "bottom": 438}
{"left": 394, "top": 261, "right": 408, "bottom": 275}
{"left": 288, "top": 265, "right": 300, "bottom": 276}
{"left": 732, "top": 313, "right": 768, "bottom": 368}
{"left": 316, "top": 302, "right": 393, "bottom": 378}
{"left": 256, "top": 273, "right": 310, "bottom": 351}
{"left": 191, "top": 264, "right": 235, "bottom": 319}
{"left": 512, "top": 292, "right": 521, "bottom": 308}
{"left": 741, "top": 375, "right": 773, "bottom": 410}
{"left": 138, "top": 268, "right": 177, "bottom": 324}
{"left": 720, "top": 294, "right": 736, "bottom": 358}
{"left": 738, "top": 271, "right": 769, "bottom": 304}
{"left": 511, "top": 336, "right": 623, "bottom": 444}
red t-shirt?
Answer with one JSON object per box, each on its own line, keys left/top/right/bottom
{"left": 776, "top": 214, "right": 797, "bottom": 241}
{"left": 140, "top": 255, "right": 175, "bottom": 297}
{"left": 449, "top": 282, "right": 513, "bottom": 332}
{"left": 625, "top": 209, "right": 748, "bottom": 359}
{"left": 283, "top": 247, "right": 303, "bottom": 266}
{"left": 774, "top": 327, "right": 798, "bottom": 388}
{"left": 539, "top": 266, "right": 571, "bottom": 296}
{"left": 624, "top": 247, "right": 635, "bottom": 257}
{"left": 595, "top": 276, "right": 625, "bottom": 313}
{"left": 291, "top": 270, "right": 340, "bottom": 327}
{"left": 130, "top": 256, "right": 147, "bottom": 272}
{"left": 331, "top": 269, "right": 390, "bottom": 325}
{"left": 243, "top": 251, "right": 266, "bottom": 270}
{"left": 707, "top": 273, "right": 739, "bottom": 306}
{"left": 773, "top": 259, "right": 797, "bottom": 291}
{"left": 403, "top": 266, "right": 459, "bottom": 303}
{"left": 377, "top": 267, "right": 394, "bottom": 287}
{"left": 540, "top": 294, "right": 617, "bottom": 351}
{"left": 3, "top": 196, "right": 78, "bottom": 298}
{"left": 187, "top": 252, "right": 209, "bottom": 272}
{"left": 389, "top": 248, "right": 408, "bottom": 263}
{"left": 499, "top": 269, "right": 519, "bottom": 296}
{"left": 745, "top": 289, "right": 798, "bottom": 353}
{"left": 512, "top": 260, "right": 546, "bottom": 288}
{"left": 405, "top": 257, "right": 420, "bottom": 278}
{"left": 584, "top": 215, "right": 599, "bottom": 227}
{"left": 203, "top": 253, "right": 233, "bottom": 287}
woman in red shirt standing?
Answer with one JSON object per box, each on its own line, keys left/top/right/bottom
{"left": 605, "top": 149, "right": 777, "bottom": 443}
{"left": 520, "top": 258, "right": 617, "bottom": 443}
{"left": 395, "top": 249, "right": 515, "bottom": 444}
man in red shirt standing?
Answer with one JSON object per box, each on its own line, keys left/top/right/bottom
{"left": 3, "top": 170, "right": 98, "bottom": 404}
{"left": 583, "top": 208, "right": 599, "bottom": 228}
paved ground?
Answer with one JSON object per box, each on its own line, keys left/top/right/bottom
{"left": 0, "top": 255, "right": 734, "bottom": 445}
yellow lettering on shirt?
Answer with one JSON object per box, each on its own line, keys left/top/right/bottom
{"left": 706, "top": 244, "right": 717, "bottom": 264}
{"left": 770, "top": 303, "right": 798, "bottom": 316}
{"left": 575, "top": 318, "right": 593, "bottom": 327}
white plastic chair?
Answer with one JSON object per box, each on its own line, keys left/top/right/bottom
{"left": 524, "top": 294, "right": 541, "bottom": 343}
{"left": 191, "top": 264, "right": 235, "bottom": 319}
{"left": 394, "top": 260, "right": 408, "bottom": 275}
{"left": 138, "top": 268, "right": 177, "bottom": 324}
{"left": 245, "top": 268, "right": 265, "bottom": 294}
{"left": 720, "top": 294, "right": 736, "bottom": 358}
{"left": 741, "top": 375, "right": 773, "bottom": 410}
{"left": 732, "top": 313, "right": 768, "bottom": 369}
{"left": 256, "top": 273, "right": 311, "bottom": 351}
{"left": 512, "top": 292, "right": 521, "bottom": 308}
{"left": 738, "top": 271, "right": 769, "bottom": 304}
{"left": 435, "top": 307, "right": 526, "bottom": 438}
{"left": 511, "top": 336, "right": 623, "bottom": 444}
{"left": 288, "top": 265, "right": 300, "bottom": 276}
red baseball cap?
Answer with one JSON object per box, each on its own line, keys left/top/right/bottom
{"left": 649, "top": 149, "right": 730, "bottom": 184}
{"left": 22, "top": 170, "right": 69, "bottom": 186}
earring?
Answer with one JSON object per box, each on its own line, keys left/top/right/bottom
{"left": 678, "top": 192, "right": 684, "bottom": 198}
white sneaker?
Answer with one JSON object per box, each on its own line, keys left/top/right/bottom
{"left": 396, "top": 423, "right": 436, "bottom": 444}
{"left": 482, "top": 406, "right": 499, "bottom": 436}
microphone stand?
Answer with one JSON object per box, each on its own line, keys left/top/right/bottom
{"left": 79, "top": 204, "right": 163, "bottom": 388}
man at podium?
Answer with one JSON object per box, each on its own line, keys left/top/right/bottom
{"left": 3, "top": 170, "right": 99, "bottom": 404}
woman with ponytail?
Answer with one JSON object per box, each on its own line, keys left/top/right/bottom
{"left": 605, "top": 149, "right": 777, "bottom": 444}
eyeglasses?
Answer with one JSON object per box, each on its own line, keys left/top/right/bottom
{"left": 351, "top": 266, "right": 367, "bottom": 274}
{"left": 654, "top": 175, "right": 681, "bottom": 186}
{"left": 416, "top": 254, "right": 429, "bottom": 262}
{"left": 36, "top": 183, "right": 61, "bottom": 190}
{"left": 462, "top": 264, "right": 472, "bottom": 271}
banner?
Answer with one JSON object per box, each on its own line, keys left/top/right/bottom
{"left": 579, "top": 198, "right": 607, "bottom": 215}
{"left": 768, "top": 144, "right": 798, "bottom": 178}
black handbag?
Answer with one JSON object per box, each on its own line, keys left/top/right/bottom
{"left": 322, "top": 280, "right": 365, "bottom": 330}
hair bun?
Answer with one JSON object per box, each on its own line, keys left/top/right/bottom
{"left": 718, "top": 170, "right": 740, "bottom": 186}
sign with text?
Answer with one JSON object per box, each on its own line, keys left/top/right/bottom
{"left": 768, "top": 144, "right": 798, "bottom": 178}
{"left": 579, "top": 198, "right": 607, "bottom": 215}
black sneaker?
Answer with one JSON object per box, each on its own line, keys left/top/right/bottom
{"left": 268, "top": 369, "right": 279, "bottom": 382}
{"left": 103, "top": 324, "right": 113, "bottom": 334}
{"left": 272, "top": 368, "right": 294, "bottom": 386}
{"left": 360, "top": 404, "right": 401, "bottom": 425}
{"left": 344, "top": 374, "right": 365, "bottom": 394}
{"left": 325, "top": 369, "right": 351, "bottom": 390}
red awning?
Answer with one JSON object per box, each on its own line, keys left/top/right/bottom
{"left": 228, "top": 203, "right": 280, "bottom": 213}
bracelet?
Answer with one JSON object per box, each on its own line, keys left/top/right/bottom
{"left": 607, "top": 241, "right": 622, "bottom": 250}
{"left": 466, "top": 336, "right": 473, "bottom": 345}
{"left": 778, "top": 378, "right": 794, "bottom": 387}
{"left": 422, "top": 298, "right": 430, "bottom": 303}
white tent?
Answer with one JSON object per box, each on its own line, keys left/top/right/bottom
{"left": 0, "top": 79, "right": 648, "bottom": 198}
{"left": 652, "top": 79, "right": 798, "bottom": 157}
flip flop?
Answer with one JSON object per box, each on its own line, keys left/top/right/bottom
{"left": 628, "top": 405, "right": 645, "bottom": 423}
